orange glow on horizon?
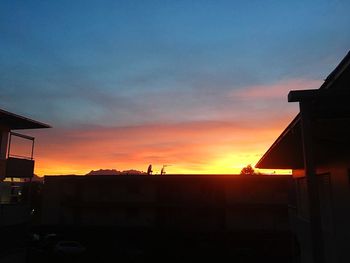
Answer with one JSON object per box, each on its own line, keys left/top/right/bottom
{"left": 32, "top": 122, "right": 292, "bottom": 177}
{"left": 28, "top": 78, "right": 318, "bottom": 177}
{"left": 34, "top": 161, "right": 291, "bottom": 177}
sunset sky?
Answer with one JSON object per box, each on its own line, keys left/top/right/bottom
{"left": 1, "top": 1, "right": 350, "bottom": 175}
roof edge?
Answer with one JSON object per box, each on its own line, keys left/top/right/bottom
{"left": 256, "top": 50, "right": 350, "bottom": 169}
{"left": 0, "top": 108, "right": 51, "bottom": 129}
{"left": 321, "top": 50, "right": 350, "bottom": 90}
{"left": 255, "top": 114, "right": 300, "bottom": 169}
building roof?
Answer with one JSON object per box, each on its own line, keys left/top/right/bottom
{"left": 256, "top": 51, "right": 350, "bottom": 169}
{"left": 44, "top": 174, "right": 290, "bottom": 183}
{"left": 0, "top": 108, "right": 51, "bottom": 130}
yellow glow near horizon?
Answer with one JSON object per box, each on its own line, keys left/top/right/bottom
{"left": 35, "top": 154, "right": 291, "bottom": 176}
{"left": 31, "top": 110, "right": 299, "bottom": 177}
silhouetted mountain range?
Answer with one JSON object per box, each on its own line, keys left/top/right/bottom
{"left": 86, "top": 169, "right": 146, "bottom": 176}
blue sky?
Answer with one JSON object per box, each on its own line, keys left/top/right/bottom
{"left": 1, "top": 0, "right": 350, "bottom": 174}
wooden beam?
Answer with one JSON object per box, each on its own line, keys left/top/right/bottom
{"left": 299, "top": 101, "right": 325, "bottom": 263}
{"left": 288, "top": 89, "right": 350, "bottom": 102}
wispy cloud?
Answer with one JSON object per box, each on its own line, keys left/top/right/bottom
{"left": 15, "top": 77, "right": 324, "bottom": 175}
{"left": 28, "top": 118, "right": 291, "bottom": 175}
{"left": 1, "top": 0, "right": 349, "bottom": 174}
{"left": 230, "top": 79, "right": 322, "bottom": 100}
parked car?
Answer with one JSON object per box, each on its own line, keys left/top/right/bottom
{"left": 53, "top": 241, "right": 86, "bottom": 255}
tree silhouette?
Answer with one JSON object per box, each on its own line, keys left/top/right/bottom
{"left": 240, "top": 164, "right": 255, "bottom": 175}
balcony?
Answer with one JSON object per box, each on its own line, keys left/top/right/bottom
{"left": 0, "top": 132, "right": 35, "bottom": 179}
{"left": 6, "top": 157, "right": 34, "bottom": 178}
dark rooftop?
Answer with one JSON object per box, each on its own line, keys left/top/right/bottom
{"left": 256, "top": 50, "right": 350, "bottom": 169}
{"left": 0, "top": 108, "right": 51, "bottom": 130}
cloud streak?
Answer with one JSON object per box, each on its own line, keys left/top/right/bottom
{"left": 230, "top": 79, "right": 321, "bottom": 100}
{"left": 6, "top": 77, "right": 326, "bottom": 175}
{"left": 1, "top": 1, "right": 349, "bottom": 174}
{"left": 27, "top": 117, "right": 292, "bottom": 175}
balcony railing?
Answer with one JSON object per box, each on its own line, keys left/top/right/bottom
{"left": 7, "top": 132, "right": 35, "bottom": 160}
{"left": 0, "top": 132, "right": 35, "bottom": 179}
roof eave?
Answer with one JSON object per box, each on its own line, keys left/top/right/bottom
{"left": 0, "top": 108, "right": 51, "bottom": 130}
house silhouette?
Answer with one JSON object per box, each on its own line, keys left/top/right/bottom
{"left": 257, "top": 51, "right": 350, "bottom": 263}
{"left": 0, "top": 108, "right": 50, "bottom": 262}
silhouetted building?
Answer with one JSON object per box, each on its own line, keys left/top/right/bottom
{"left": 256, "top": 51, "right": 350, "bottom": 263}
{"left": 0, "top": 108, "right": 50, "bottom": 262}
{"left": 41, "top": 174, "right": 290, "bottom": 231}
{"left": 39, "top": 174, "right": 295, "bottom": 261}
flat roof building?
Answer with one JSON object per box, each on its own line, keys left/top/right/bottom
{"left": 40, "top": 174, "right": 294, "bottom": 262}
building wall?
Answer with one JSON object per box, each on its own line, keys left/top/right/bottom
{"left": 41, "top": 175, "right": 290, "bottom": 233}
{"left": 319, "top": 162, "right": 350, "bottom": 263}
{"left": 291, "top": 159, "right": 350, "bottom": 263}
{"left": 0, "top": 183, "right": 12, "bottom": 203}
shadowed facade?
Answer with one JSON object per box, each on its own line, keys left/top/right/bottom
{"left": 0, "top": 108, "right": 50, "bottom": 262}
{"left": 256, "top": 51, "right": 350, "bottom": 263}
{"left": 37, "top": 174, "right": 294, "bottom": 262}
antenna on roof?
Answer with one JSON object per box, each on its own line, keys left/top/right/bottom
{"left": 160, "top": 164, "right": 171, "bottom": 176}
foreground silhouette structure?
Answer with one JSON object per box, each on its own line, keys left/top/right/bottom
{"left": 0, "top": 109, "right": 50, "bottom": 262}
{"left": 257, "top": 51, "right": 350, "bottom": 263}
{"left": 34, "top": 174, "right": 293, "bottom": 262}
{"left": 5, "top": 51, "right": 350, "bottom": 262}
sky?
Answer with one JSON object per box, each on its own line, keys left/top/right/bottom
{"left": 1, "top": 0, "right": 350, "bottom": 175}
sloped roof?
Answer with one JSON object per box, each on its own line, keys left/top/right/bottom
{"left": 0, "top": 108, "right": 51, "bottom": 130}
{"left": 256, "top": 51, "right": 350, "bottom": 169}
